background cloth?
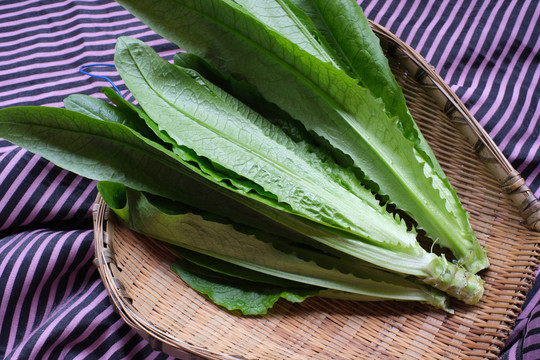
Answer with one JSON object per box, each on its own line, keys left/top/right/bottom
{"left": 0, "top": 1, "right": 538, "bottom": 359}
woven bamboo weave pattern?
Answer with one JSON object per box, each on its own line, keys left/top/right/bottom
{"left": 93, "top": 23, "right": 540, "bottom": 360}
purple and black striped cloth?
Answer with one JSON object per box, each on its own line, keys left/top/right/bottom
{"left": 0, "top": 1, "right": 538, "bottom": 359}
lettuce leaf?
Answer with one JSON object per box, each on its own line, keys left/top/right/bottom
{"left": 114, "top": 0, "right": 488, "bottom": 273}
{"left": 0, "top": 80, "right": 482, "bottom": 305}
{"left": 111, "top": 37, "right": 483, "bottom": 304}
{"left": 171, "top": 259, "right": 313, "bottom": 316}
{"left": 98, "top": 181, "right": 451, "bottom": 311}
{"left": 0, "top": 1, "right": 487, "bottom": 307}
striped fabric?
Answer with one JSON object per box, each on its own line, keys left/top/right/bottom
{"left": 0, "top": 1, "right": 177, "bottom": 359}
{"left": 360, "top": 0, "right": 540, "bottom": 199}
{"left": 0, "top": 0, "right": 537, "bottom": 359}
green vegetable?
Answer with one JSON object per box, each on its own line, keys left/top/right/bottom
{"left": 64, "top": 90, "right": 160, "bottom": 144}
{"left": 114, "top": 0, "right": 488, "bottom": 273}
{"left": 0, "top": 66, "right": 482, "bottom": 308}
{"left": 251, "top": 0, "right": 446, "bottom": 177}
{"left": 97, "top": 181, "right": 451, "bottom": 311}
{"left": 0, "top": 105, "right": 315, "bottom": 243}
{"left": 112, "top": 36, "right": 483, "bottom": 303}
{"left": 0, "top": 0, "right": 489, "bottom": 314}
{"left": 171, "top": 259, "right": 313, "bottom": 316}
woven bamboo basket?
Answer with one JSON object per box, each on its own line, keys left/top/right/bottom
{"left": 93, "top": 22, "right": 540, "bottom": 359}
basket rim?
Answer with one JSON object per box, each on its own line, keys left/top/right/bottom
{"left": 368, "top": 21, "right": 540, "bottom": 231}
{"left": 93, "top": 199, "right": 223, "bottom": 359}
{"left": 92, "top": 21, "right": 540, "bottom": 360}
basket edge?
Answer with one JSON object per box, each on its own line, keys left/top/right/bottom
{"left": 92, "top": 195, "right": 235, "bottom": 360}
{"left": 369, "top": 20, "right": 540, "bottom": 233}
{"left": 89, "top": 22, "right": 540, "bottom": 359}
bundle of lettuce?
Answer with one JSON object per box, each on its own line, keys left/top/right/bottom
{"left": 0, "top": 0, "right": 489, "bottom": 315}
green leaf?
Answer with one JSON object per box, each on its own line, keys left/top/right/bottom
{"left": 0, "top": 106, "right": 295, "bottom": 234}
{"left": 285, "top": 0, "right": 459, "bottom": 212}
{"left": 96, "top": 181, "right": 130, "bottom": 222}
{"left": 232, "top": 0, "right": 338, "bottom": 67}
{"left": 100, "top": 87, "right": 170, "bottom": 145}
{"left": 64, "top": 94, "right": 129, "bottom": 124}
{"left": 101, "top": 183, "right": 451, "bottom": 310}
{"left": 171, "top": 259, "right": 312, "bottom": 315}
{"left": 112, "top": 37, "right": 484, "bottom": 303}
{"left": 172, "top": 245, "right": 317, "bottom": 288}
{"left": 63, "top": 92, "right": 164, "bottom": 144}
{"left": 115, "top": 37, "right": 409, "bottom": 241}
{"left": 114, "top": 0, "right": 488, "bottom": 273}
{"left": 232, "top": 0, "right": 443, "bottom": 179}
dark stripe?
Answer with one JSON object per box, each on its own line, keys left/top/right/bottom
{"left": 0, "top": 20, "right": 144, "bottom": 55}
{"left": 424, "top": 1, "right": 471, "bottom": 68}
{"left": 0, "top": 230, "right": 65, "bottom": 354}
{"left": 359, "top": 0, "right": 386, "bottom": 20}
{"left": 0, "top": 150, "right": 96, "bottom": 236}
{"left": 0, "top": 34, "right": 161, "bottom": 71}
